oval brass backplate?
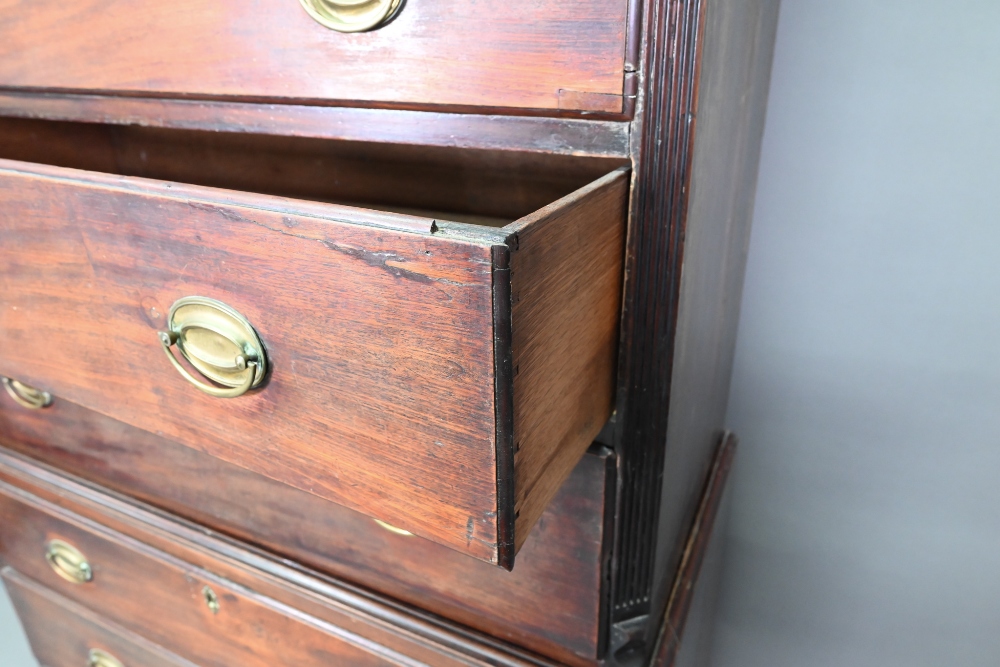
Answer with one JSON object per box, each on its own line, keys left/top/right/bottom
{"left": 1, "top": 377, "right": 52, "bottom": 410}
{"left": 159, "top": 297, "right": 267, "bottom": 399}
{"left": 45, "top": 539, "right": 93, "bottom": 584}
{"left": 89, "top": 648, "right": 125, "bottom": 667}
{"left": 299, "top": 0, "right": 403, "bottom": 32}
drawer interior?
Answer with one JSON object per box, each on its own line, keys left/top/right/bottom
{"left": 0, "top": 116, "right": 626, "bottom": 227}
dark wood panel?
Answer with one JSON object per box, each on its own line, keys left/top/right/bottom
{"left": 0, "top": 92, "right": 632, "bottom": 157}
{"left": 0, "top": 496, "right": 448, "bottom": 666}
{"left": 648, "top": 0, "right": 781, "bottom": 635}
{"left": 0, "top": 0, "right": 629, "bottom": 114}
{"left": 0, "top": 396, "right": 614, "bottom": 666}
{"left": 3, "top": 567, "right": 197, "bottom": 667}
{"left": 611, "top": 0, "right": 708, "bottom": 625}
{"left": 0, "top": 158, "right": 503, "bottom": 562}
{"left": 507, "top": 170, "right": 629, "bottom": 551}
{"left": 0, "top": 116, "right": 120, "bottom": 174}
{"left": 606, "top": 0, "right": 778, "bottom": 654}
{"left": 0, "top": 450, "right": 568, "bottom": 667}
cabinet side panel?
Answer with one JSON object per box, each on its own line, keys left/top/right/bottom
{"left": 649, "top": 0, "right": 781, "bottom": 639}
{"left": 610, "top": 0, "right": 779, "bottom": 646}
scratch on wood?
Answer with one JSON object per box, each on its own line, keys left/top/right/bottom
{"left": 188, "top": 201, "right": 255, "bottom": 225}
{"left": 187, "top": 201, "right": 478, "bottom": 286}
{"left": 323, "top": 242, "right": 478, "bottom": 287}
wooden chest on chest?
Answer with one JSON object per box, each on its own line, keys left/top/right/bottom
{"left": 0, "top": 1, "right": 779, "bottom": 665}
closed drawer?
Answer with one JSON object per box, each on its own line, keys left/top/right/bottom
{"left": 0, "top": 0, "right": 632, "bottom": 115}
{"left": 0, "top": 118, "right": 628, "bottom": 567}
{"left": 0, "top": 472, "right": 545, "bottom": 667}
{"left": 3, "top": 567, "right": 195, "bottom": 667}
{"left": 0, "top": 396, "right": 615, "bottom": 664}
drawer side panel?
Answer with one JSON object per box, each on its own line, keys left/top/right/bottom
{"left": 507, "top": 168, "right": 629, "bottom": 550}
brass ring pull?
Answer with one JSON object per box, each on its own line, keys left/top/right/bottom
{"left": 299, "top": 0, "right": 403, "bottom": 32}
{"left": 158, "top": 297, "right": 267, "bottom": 399}
{"left": 1, "top": 377, "right": 52, "bottom": 409}
{"left": 160, "top": 331, "right": 258, "bottom": 399}
{"left": 89, "top": 648, "right": 125, "bottom": 667}
{"left": 45, "top": 539, "right": 93, "bottom": 584}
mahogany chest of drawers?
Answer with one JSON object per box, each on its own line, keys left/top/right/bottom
{"left": 0, "top": 0, "right": 779, "bottom": 665}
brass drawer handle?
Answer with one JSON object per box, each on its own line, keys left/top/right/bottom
{"left": 1, "top": 377, "right": 52, "bottom": 409}
{"left": 89, "top": 648, "right": 125, "bottom": 667}
{"left": 299, "top": 0, "right": 403, "bottom": 32}
{"left": 158, "top": 297, "right": 267, "bottom": 399}
{"left": 45, "top": 539, "right": 93, "bottom": 584}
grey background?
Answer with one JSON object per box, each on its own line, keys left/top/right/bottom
{"left": 2, "top": 1, "right": 999, "bottom": 665}
{"left": 0, "top": 586, "right": 32, "bottom": 666}
{"left": 710, "top": 0, "right": 1000, "bottom": 665}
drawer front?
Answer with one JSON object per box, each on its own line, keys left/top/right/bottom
{"left": 3, "top": 567, "right": 195, "bottom": 667}
{"left": 0, "top": 480, "right": 510, "bottom": 667}
{"left": 0, "top": 0, "right": 631, "bottom": 115}
{"left": 0, "top": 397, "right": 614, "bottom": 665}
{"left": 0, "top": 154, "right": 627, "bottom": 566}
{"left": 0, "top": 158, "right": 501, "bottom": 562}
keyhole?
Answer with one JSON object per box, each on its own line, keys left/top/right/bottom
{"left": 202, "top": 585, "right": 220, "bottom": 614}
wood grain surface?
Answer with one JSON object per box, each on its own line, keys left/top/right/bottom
{"left": 0, "top": 0, "right": 782, "bottom": 660}
{"left": 3, "top": 567, "right": 198, "bottom": 667}
{"left": 507, "top": 169, "right": 629, "bottom": 550}
{"left": 0, "top": 497, "right": 453, "bottom": 666}
{"left": 0, "top": 0, "right": 629, "bottom": 114}
{"left": 0, "top": 157, "right": 503, "bottom": 563}
{"left": 0, "top": 396, "right": 615, "bottom": 665}
{"left": 0, "top": 132, "right": 628, "bottom": 564}
{"left": 0, "top": 451, "right": 567, "bottom": 667}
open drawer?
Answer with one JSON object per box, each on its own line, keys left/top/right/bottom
{"left": 0, "top": 117, "right": 628, "bottom": 567}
